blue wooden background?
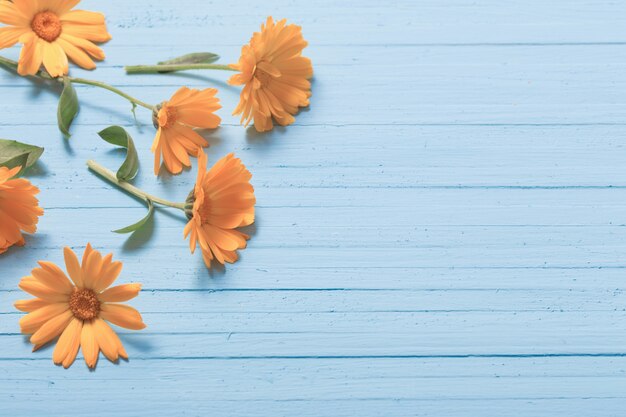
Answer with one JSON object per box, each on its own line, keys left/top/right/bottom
{"left": 2, "top": 0, "right": 626, "bottom": 415}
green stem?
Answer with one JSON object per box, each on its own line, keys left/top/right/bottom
{"left": 0, "top": 55, "right": 154, "bottom": 109}
{"left": 68, "top": 77, "right": 154, "bottom": 110}
{"left": 0, "top": 55, "right": 18, "bottom": 72}
{"left": 87, "top": 160, "right": 186, "bottom": 210}
{"left": 125, "top": 63, "right": 237, "bottom": 74}
{"left": 0, "top": 55, "right": 52, "bottom": 79}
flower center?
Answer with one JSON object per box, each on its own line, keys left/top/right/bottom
{"left": 185, "top": 190, "right": 213, "bottom": 224}
{"left": 157, "top": 104, "right": 178, "bottom": 129}
{"left": 69, "top": 288, "right": 100, "bottom": 321}
{"left": 31, "top": 11, "right": 62, "bottom": 42}
{"left": 255, "top": 67, "right": 273, "bottom": 87}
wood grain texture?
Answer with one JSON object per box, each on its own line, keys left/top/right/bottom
{"left": 1, "top": 0, "right": 626, "bottom": 416}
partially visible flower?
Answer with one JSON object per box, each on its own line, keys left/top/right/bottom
{"left": 0, "top": 0, "right": 112, "bottom": 77}
{"left": 15, "top": 244, "right": 146, "bottom": 368}
{"left": 228, "top": 17, "right": 313, "bottom": 132}
{"left": 183, "top": 151, "right": 255, "bottom": 267}
{"left": 0, "top": 165, "right": 43, "bottom": 254}
{"left": 152, "top": 87, "right": 221, "bottom": 175}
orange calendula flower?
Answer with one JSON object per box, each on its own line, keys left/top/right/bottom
{"left": 228, "top": 17, "right": 313, "bottom": 132}
{"left": 15, "top": 244, "right": 146, "bottom": 368}
{"left": 0, "top": 0, "right": 112, "bottom": 77}
{"left": 183, "top": 151, "right": 255, "bottom": 267}
{"left": 0, "top": 165, "right": 43, "bottom": 254}
{"left": 152, "top": 87, "right": 221, "bottom": 175}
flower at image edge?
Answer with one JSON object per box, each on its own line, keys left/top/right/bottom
{"left": 0, "top": 165, "right": 43, "bottom": 254}
{"left": 15, "top": 244, "right": 146, "bottom": 369}
{"left": 0, "top": 0, "right": 112, "bottom": 76}
{"left": 228, "top": 16, "right": 313, "bottom": 132}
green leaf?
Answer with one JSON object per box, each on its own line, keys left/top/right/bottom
{"left": 57, "top": 78, "right": 79, "bottom": 137}
{"left": 0, "top": 139, "right": 44, "bottom": 176}
{"left": 158, "top": 52, "right": 219, "bottom": 67}
{"left": 113, "top": 199, "right": 154, "bottom": 234}
{"left": 97, "top": 125, "right": 139, "bottom": 181}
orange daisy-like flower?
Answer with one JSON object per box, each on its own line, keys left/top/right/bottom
{"left": 183, "top": 151, "right": 255, "bottom": 267}
{"left": 152, "top": 87, "right": 222, "bottom": 175}
{"left": 0, "top": 165, "right": 43, "bottom": 254}
{"left": 0, "top": 0, "right": 112, "bottom": 77}
{"left": 15, "top": 244, "right": 146, "bottom": 368}
{"left": 228, "top": 17, "right": 313, "bottom": 132}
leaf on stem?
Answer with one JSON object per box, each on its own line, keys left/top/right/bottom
{"left": 97, "top": 126, "right": 139, "bottom": 182}
{"left": 0, "top": 139, "right": 44, "bottom": 177}
{"left": 157, "top": 52, "right": 220, "bottom": 70}
{"left": 57, "top": 78, "right": 79, "bottom": 137}
{"left": 113, "top": 198, "right": 154, "bottom": 234}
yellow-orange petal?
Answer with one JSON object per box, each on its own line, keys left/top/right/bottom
{"left": 63, "top": 246, "right": 83, "bottom": 287}
{"left": 100, "top": 303, "right": 146, "bottom": 330}
{"left": 14, "top": 298, "right": 49, "bottom": 313}
{"left": 0, "top": 26, "right": 28, "bottom": 49}
{"left": 62, "top": 22, "right": 111, "bottom": 43}
{"left": 18, "top": 277, "right": 69, "bottom": 303}
{"left": 82, "top": 246, "right": 103, "bottom": 289}
{"left": 60, "top": 10, "right": 106, "bottom": 25}
{"left": 56, "top": 36, "right": 96, "bottom": 69}
{"left": 19, "top": 303, "right": 69, "bottom": 334}
{"left": 59, "top": 33, "right": 105, "bottom": 60}
{"left": 33, "top": 261, "right": 73, "bottom": 293}
{"left": 99, "top": 283, "right": 142, "bottom": 303}
{"left": 41, "top": 41, "right": 68, "bottom": 77}
{"left": 80, "top": 320, "right": 99, "bottom": 368}
{"left": 0, "top": 1, "right": 29, "bottom": 26}
{"left": 17, "top": 34, "right": 44, "bottom": 76}
{"left": 93, "top": 318, "right": 119, "bottom": 362}
{"left": 53, "top": 317, "right": 81, "bottom": 365}
{"left": 29, "top": 309, "right": 73, "bottom": 346}
{"left": 93, "top": 260, "right": 122, "bottom": 292}
{"left": 61, "top": 319, "right": 83, "bottom": 368}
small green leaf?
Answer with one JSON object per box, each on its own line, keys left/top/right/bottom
{"left": 97, "top": 125, "right": 139, "bottom": 181}
{"left": 158, "top": 52, "right": 219, "bottom": 67}
{"left": 0, "top": 139, "right": 44, "bottom": 176}
{"left": 57, "top": 78, "right": 79, "bottom": 137}
{"left": 113, "top": 199, "right": 154, "bottom": 234}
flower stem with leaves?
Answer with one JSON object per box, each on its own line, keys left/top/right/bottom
{"left": 0, "top": 55, "right": 155, "bottom": 137}
{"left": 87, "top": 160, "right": 188, "bottom": 233}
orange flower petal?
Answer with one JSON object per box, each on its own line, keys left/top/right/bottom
{"left": 98, "top": 283, "right": 142, "bottom": 303}
{"left": 100, "top": 303, "right": 146, "bottom": 330}
{"left": 19, "top": 303, "right": 69, "bottom": 335}
{"left": 29, "top": 309, "right": 73, "bottom": 346}
{"left": 93, "top": 318, "right": 119, "bottom": 362}
{"left": 18, "top": 277, "right": 69, "bottom": 302}
{"left": 41, "top": 41, "right": 68, "bottom": 78}
{"left": 80, "top": 320, "right": 99, "bottom": 368}
{"left": 14, "top": 298, "right": 50, "bottom": 313}
{"left": 53, "top": 317, "right": 81, "bottom": 366}
{"left": 0, "top": 26, "right": 28, "bottom": 48}
{"left": 56, "top": 36, "right": 96, "bottom": 69}
{"left": 63, "top": 247, "right": 83, "bottom": 287}
{"left": 229, "top": 17, "right": 312, "bottom": 132}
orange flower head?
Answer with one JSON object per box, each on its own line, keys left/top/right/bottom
{"left": 152, "top": 87, "right": 222, "bottom": 175}
{"left": 228, "top": 17, "right": 313, "bottom": 132}
{"left": 0, "top": 165, "right": 43, "bottom": 254}
{"left": 0, "top": 0, "right": 112, "bottom": 77}
{"left": 15, "top": 244, "right": 146, "bottom": 369}
{"left": 183, "top": 151, "right": 256, "bottom": 267}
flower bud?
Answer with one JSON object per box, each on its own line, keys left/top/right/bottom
{"left": 152, "top": 103, "right": 164, "bottom": 130}
{"left": 184, "top": 189, "right": 195, "bottom": 220}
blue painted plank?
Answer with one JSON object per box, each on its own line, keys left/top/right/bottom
{"left": 1, "top": 0, "right": 626, "bottom": 416}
